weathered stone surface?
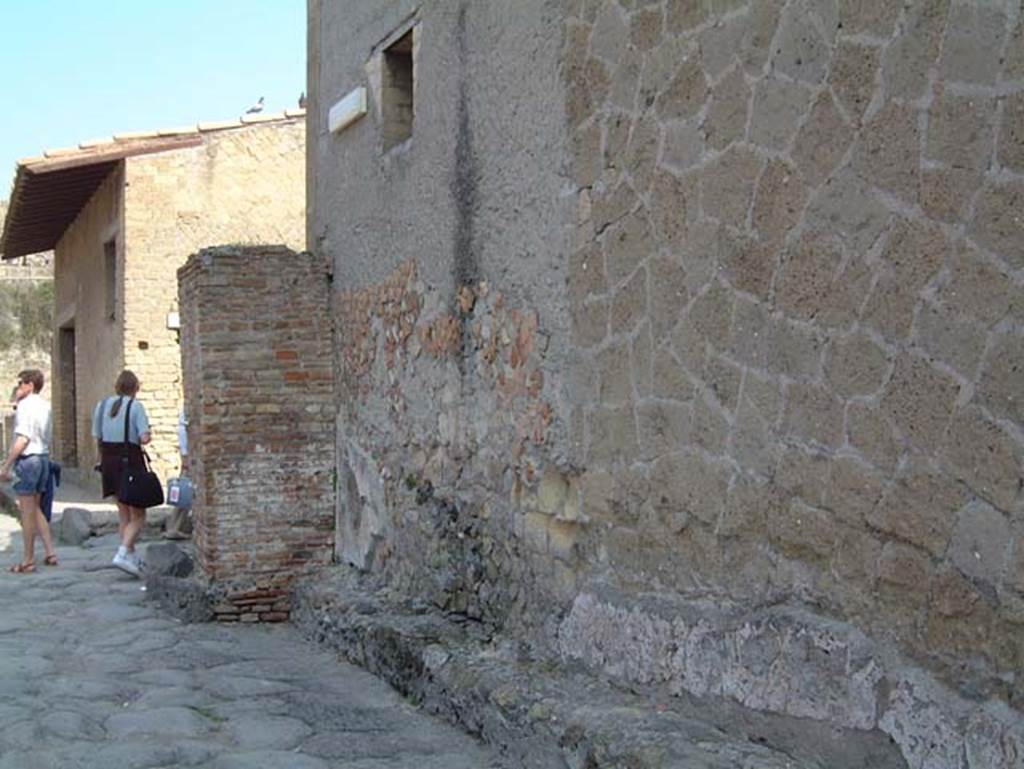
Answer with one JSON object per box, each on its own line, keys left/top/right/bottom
{"left": 942, "top": 406, "right": 1023, "bottom": 513}
{"left": 730, "top": 298, "right": 824, "bottom": 380}
{"left": 825, "top": 332, "right": 890, "bottom": 398}
{"left": 939, "top": 2, "right": 1007, "bottom": 85}
{"left": 774, "top": 234, "right": 842, "bottom": 322}
{"left": 665, "top": 0, "right": 707, "bottom": 35}
{"left": 749, "top": 77, "right": 813, "bottom": 150}
{"left": 937, "top": 245, "right": 1022, "bottom": 327}
{"left": 753, "top": 159, "right": 808, "bottom": 250}
{"left": 976, "top": 332, "right": 1024, "bottom": 425}
{"left": 827, "top": 457, "right": 886, "bottom": 528}
{"left": 772, "top": 2, "right": 833, "bottom": 83}
{"left": 662, "top": 119, "right": 703, "bottom": 171}
{"left": 610, "top": 267, "right": 648, "bottom": 333}
{"left": 829, "top": 42, "right": 878, "bottom": 125}
{"left": 861, "top": 274, "right": 917, "bottom": 342}
{"left": 792, "top": 92, "right": 854, "bottom": 187}
{"left": 782, "top": 382, "right": 844, "bottom": 449}
{"left": 701, "top": 145, "right": 762, "bottom": 227}
{"left": 718, "top": 230, "right": 776, "bottom": 301}
{"left": 916, "top": 302, "right": 987, "bottom": 378}
{"left": 853, "top": 101, "right": 920, "bottom": 201}
{"left": 846, "top": 402, "right": 900, "bottom": 473}
{"left": 805, "top": 170, "right": 890, "bottom": 253}
{"left": 882, "top": 0, "right": 949, "bottom": 100}
{"left": 655, "top": 54, "right": 708, "bottom": 120}
{"left": 630, "top": 6, "right": 663, "bottom": 51}
{"left": 703, "top": 66, "right": 750, "bottom": 151}
{"left": 591, "top": 3, "right": 630, "bottom": 65}
{"left": 998, "top": 91, "right": 1024, "bottom": 173}
{"left": 652, "top": 351, "right": 694, "bottom": 401}
{"left": 144, "top": 542, "right": 195, "bottom": 578}
{"left": 838, "top": 0, "right": 901, "bottom": 37}
{"left": 688, "top": 279, "right": 734, "bottom": 351}
{"left": 880, "top": 217, "right": 950, "bottom": 292}
{"left": 769, "top": 499, "right": 834, "bottom": 562}
{"left": 949, "top": 500, "right": 1011, "bottom": 593}
{"left": 648, "top": 255, "right": 689, "bottom": 340}
{"left": 869, "top": 459, "right": 967, "bottom": 557}
{"left": 649, "top": 170, "right": 696, "bottom": 253}
{"left": 970, "top": 180, "right": 1024, "bottom": 269}
{"left": 880, "top": 355, "right": 960, "bottom": 452}
{"left": 604, "top": 209, "right": 653, "bottom": 284}
{"left": 58, "top": 507, "right": 92, "bottom": 546}
{"left": 926, "top": 88, "right": 996, "bottom": 172}
{"left": 637, "top": 400, "right": 691, "bottom": 460}
{"left": 650, "top": 451, "right": 730, "bottom": 531}
{"left": 920, "top": 167, "right": 983, "bottom": 224}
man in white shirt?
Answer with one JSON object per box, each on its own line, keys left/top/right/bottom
{"left": 0, "top": 369, "right": 57, "bottom": 572}
{"left": 164, "top": 407, "right": 193, "bottom": 540}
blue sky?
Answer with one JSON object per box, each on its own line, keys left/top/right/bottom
{"left": 0, "top": 0, "right": 305, "bottom": 198}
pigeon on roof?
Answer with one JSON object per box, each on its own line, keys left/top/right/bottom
{"left": 245, "top": 97, "right": 265, "bottom": 115}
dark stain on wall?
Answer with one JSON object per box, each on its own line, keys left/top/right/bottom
{"left": 450, "top": 2, "right": 480, "bottom": 295}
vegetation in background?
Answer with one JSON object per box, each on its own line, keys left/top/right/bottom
{"left": 0, "top": 280, "right": 54, "bottom": 353}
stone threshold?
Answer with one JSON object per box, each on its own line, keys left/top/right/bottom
{"left": 290, "top": 566, "right": 906, "bottom": 769}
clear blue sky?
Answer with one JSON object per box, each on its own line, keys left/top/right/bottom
{"left": 0, "top": 0, "right": 305, "bottom": 198}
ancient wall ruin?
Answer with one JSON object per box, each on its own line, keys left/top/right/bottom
{"left": 178, "top": 245, "right": 334, "bottom": 621}
{"left": 312, "top": 1, "right": 1024, "bottom": 765}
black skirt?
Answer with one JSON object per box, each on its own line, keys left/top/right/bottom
{"left": 99, "top": 441, "right": 144, "bottom": 500}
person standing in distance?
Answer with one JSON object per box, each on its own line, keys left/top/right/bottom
{"left": 92, "top": 370, "right": 152, "bottom": 577}
{"left": 0, "top": 369, "right": 58, "bottom": 572}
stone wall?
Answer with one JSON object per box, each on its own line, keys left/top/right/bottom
{"left": 178, "top": 246, "right": 334, "bottom": 621}
{"left": 312, "top": 0, "right": 1024, "bottom": 765}
{"left": 124, "top": 119, "right": 306, "bottom": 478}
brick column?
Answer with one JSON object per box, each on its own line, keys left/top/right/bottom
{"left": 178, "top": 245, "right": 334, "bottom": 621}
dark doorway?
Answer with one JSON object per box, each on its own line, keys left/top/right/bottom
{"left": 58, "top": 324, "right": 77, "bottom": 466}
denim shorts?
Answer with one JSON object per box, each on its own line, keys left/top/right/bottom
{"left": 14, "top": 454, "right": 50, "bottom": 495}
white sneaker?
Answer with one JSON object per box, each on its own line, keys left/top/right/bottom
{"left": 112, "top": 551, "right": 141, "bottom": 578}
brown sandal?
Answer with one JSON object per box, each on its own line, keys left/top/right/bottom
{"left": 9, "top": 562, "right": 35, "bottom": 574}
{"left": 43, "top": 554, "right": 58, "bottom": 567}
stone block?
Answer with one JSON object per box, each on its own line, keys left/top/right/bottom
{"left": 793, "top": 91, "right": 855, "bottom": 187}
{"left": 999, "top": 92, "right": 1024, "bottom": 174}
{"left": 915, "top": 302, "right": 987, "bottom": 379}
{"left": 144, "top": 542, "right": 195, "bottom": 578}
{"left": 719, "top": 474, "right": 776, "bottom": 539}
{"left": 58, "top": 507, "right": 92, "bottom": 546}
{"left": 655, "top": 54, "right": 708, "bottom": 120}
{"left": 630, "top": 6, "right": 663, "bottom": 51}
{"left": 846, "top": 402, "right": 900, "bottom": 474}
{"left": 1006, "top": 17, "right": 1024, "bottom": 80}
{"left": 610, "top": 268, "right": 648, "bottom": 334}
{"left": 749, "top": 77, "right": 813, "bottom": 150}
{"left": 665, "top": 0, "right": 707, "bottom": 34}
{"left": 775, "top": 446, "right": 830, "bottom": 508}
{"left": 868, "top": 459, "right": 967, "bottom": 557}
{"left": 853, "top": 101, "right": 920, "bottom": 202}
{"left": 603, "top": 209, "right": 653, "bottom": 284}
{"left": 701, "top": 145, "right": 762, "bottom": 227}
{"left": 881, "top": 0, "right": 949, "bottom": 100}
{"left": 609, "top": 46, "right": 642, "bottom": 112}
{"left": 717, "top": 230, "right": 776, "bottom": 301}
{"left": 753, "top": 159, "right": 809, "bottom": 251}
{"left": 568, "top": 55, "right": 611, "bottom": 128}
{"left": 976, "top": 332, "right": 1024, "bottom": 425}
{"left": 591, "top": 3, "right": 630, "bottom": 65}
{"left": 648, "top": 255, "right": 690, "bottom": 341}
{"left": 580, "top": 468, "right": 617, "bottom": 524}
{"left": 569, "top": 243, "right": 607, "bottom": 309}
{"left": 861, "top": 275, "right": 917, "bottom": 343}
{"left": 652, "top": 352, "right": 695, "bottom": 401}
{"left": 772, "top": 2, "right": 833, "bottom": 84}
{"left": 950, "top": 500, "right": 1011, "bottom": 593}
{"left": 632, "top": 323, "right": 654, "bottom": 397}
{"left": 938, "top": 244, "right": 1022, "bottom": 327}
{"left": 703, "top": 354, "right": 741, "bottom": 413}
{"left": 662, "top": 120, "right": 704, "bottom": 172}
{"left": 731, "top": 298, "right": 824, "bottom": 380}
{"left": 782, "top": 382, "right": 844, "bottom": 449}
{"left": 880, "top": 355, "right": 960, "bottom": 452}
{"left": 926, "top": 88, "right": 996, "bottom": 172}
{"left": 880, "top": 217, "right": 950, "bottom": 293}
{"left": 625, "top": 116, "right": 659, "bottom": 194}
{"left": 588, "top": 403, "right": 639, "bottom": 464}
{"left": 592, "top": 180, "right": 639, "bottom": 234}
{"left": 832, "top": 525, "right": 882, "bottom": 600}
{"left": 595, "top": 339, "right": 631, "bottom": 407}
{"left": 825, "top": 332, "right": 890, "bottom": 398}
{"left": 687, "top": 279, "right": 734, "bottom": 351}
{"left": 838, "top": 0, "right": 901, "bottom": 38}
{"left": 805, "top": 170, "right": 890, "bottom": 254}
{"left": 650, "top": 450, "right": 730, "bottom": 530}
{"left": 877, "top": 541, "right": 930, "bottom": 590}
{"left": 690, "top": 393, "right": 730, "bottom": 454}
{"left": 703, "top": 66, "right": 750, "bottom": 151}
{"left": 970, "top": 180, "right": 1024, "bottom": 270}
{"left": 570, "top": 122, "right": 602, "bottom": 188}
{"left": 938, "top": 2, "right": 1007, "bottom": 85}
{"left": 937, "top": 405, "right": 1019, "bottom": 514}
{"left": 769, "top": 499, "right": 834, "bottom": 563}
{"left": 920, "top": 167, "right": 983, "bottom": 224}
{"left": 637, "top": 399, "right": 692, "bottom": 460}
{"left": 774, "top": 233, "right": 842, "bottom": 322}
{"left": 827, "top": 456, "right": 887, "bottom": 528}
{"left": 649, "top": 170, "right": 697, "bottom": 253}
{"left": 537, "top": 468, "right": 569, "bottom": 516}
{"left": 572, "top": 296, "right": 609, "bottom": 348}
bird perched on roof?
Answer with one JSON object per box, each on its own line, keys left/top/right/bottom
{"left": 298, "top": 92, "right": 307, "bottom": 109}
{"left": 245, "top": 97, "right": 264, "bottom": 114}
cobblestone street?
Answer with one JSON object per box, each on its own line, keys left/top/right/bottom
{"left": 0, "top": 518, "right": 506, "bottom": 769}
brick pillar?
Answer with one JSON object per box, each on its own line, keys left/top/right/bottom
{"left": 178, "top": 246, "right": 334, "bottom": 622}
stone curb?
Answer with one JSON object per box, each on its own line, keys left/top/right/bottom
{"left": 291, "top": 569, "right": 905, "bottom": 769}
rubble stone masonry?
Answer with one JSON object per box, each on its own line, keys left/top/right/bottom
{"left": 178, "top": 246, "right": 334, "bottom": 621}
{"left": 312, "top": 1, "right": 1024, "bottom": 765}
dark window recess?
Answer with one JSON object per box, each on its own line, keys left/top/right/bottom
{"left": 104, "top": 238, "right": 117, "bottom": 321}
{"left": 382, "top": 30, "right": 414, "bottom": 150}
